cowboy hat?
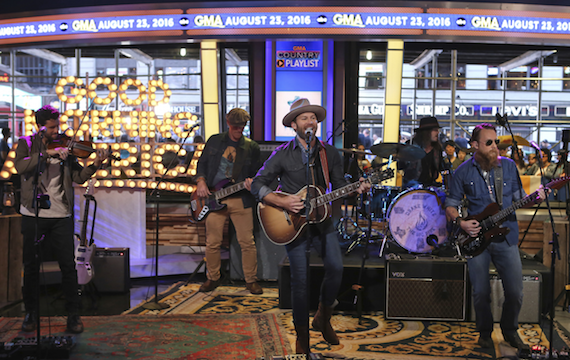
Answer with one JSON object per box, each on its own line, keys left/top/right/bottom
{"left": 414, "top": 116, "right": 441, "bottom": 132}
{"left": 282, "top": 98, "right": 326, "bottom": 127}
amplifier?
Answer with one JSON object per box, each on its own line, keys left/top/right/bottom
{"left": 92, "top": 247, "right": 130, "bottom": 293}
{"left": 469, "top": 270, "right": 541, "bottom": 323}
{"left": 386, "top": 256, "right": 467, "bottom": 321}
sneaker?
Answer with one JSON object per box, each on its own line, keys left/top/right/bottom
{"left": 477, "top": 335, "right": 493, "bottom": 349}
{"left": 246, "top": 282, "right": 263, "bottom": 295}
{"left": 199, "top": 279, "right": 221, "bottom": 292}
{"left": 503, "top": 332, "right": 529, "bottom": 350}
{"left": 21, "top": 312, "right": 37, "bottom": 332}
{"left": 66, "top": 314, "right": 84, "bottom": 334}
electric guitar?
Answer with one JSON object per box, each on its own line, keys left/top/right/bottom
{"left": 258, "top": 168, "right": 394, "bottom": 245}
{"left": 190, "top": 179, "right": 247, "bottom": 222}
{"left": 451, "top": 175, "right": 570, "bottom": 257}
{"left": 74, "top": 180, "right": 97, "bottom": 285}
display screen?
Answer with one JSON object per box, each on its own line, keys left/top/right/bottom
{"left": 2, "top": 8, "right": 570, "bottom": 44}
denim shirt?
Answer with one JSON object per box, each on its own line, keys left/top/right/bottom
{"left": 251, "top": 137, "right": 347, "bottom": 201}
{"left": 444, "top": 156, "right": 525, "bottom": 246}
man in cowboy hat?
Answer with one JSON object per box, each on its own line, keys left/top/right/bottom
{"left": 403, "top": 116, "right": 444, "bottom": 188}
{"left": 251, "top": 98, "right": 369, "bottom": 355}
{"left": 195, "top": 108, "right": 263, "bottom": 295}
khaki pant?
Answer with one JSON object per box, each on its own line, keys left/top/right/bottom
{"left": 205, "top": 197, "right": 258, "bottom": 283}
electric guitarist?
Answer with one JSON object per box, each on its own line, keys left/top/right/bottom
{"left": 194, "top": 108, "right": 262, "bottom": 294}
{"left": 251, "top": 99, "right": 370, "bottom": 355}
{"left": 444, "top": 123, "right": 546, "bottom": 351}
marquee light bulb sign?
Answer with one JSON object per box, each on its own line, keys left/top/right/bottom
{"left": 0, "top": 76, "right": 203, "bottom": 194}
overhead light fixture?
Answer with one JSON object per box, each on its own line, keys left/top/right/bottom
{"left": 366, "top": 50, "right": 372, "bottom": 61}
{"left": 118, "top": 49, "right": 153, "bottom": 65}
{"left": 180, "top": 48, "right": 187, "bottom": 57}
{"left": 410, "top": 49, "right": 443, "bottom": 70}
{"left": 499, "top": 50, "right": 557, "bottom": 73}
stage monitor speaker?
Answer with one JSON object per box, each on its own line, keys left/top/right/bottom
{"left": 386, "top": 256, "right": 467, "bottom": 321}
{"left": 469, "top": 270, "right": 541, "bottom": 324}
{"left": 92, "top": 247, "right": 130, "bottom": 293}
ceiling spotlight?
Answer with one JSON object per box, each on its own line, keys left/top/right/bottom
{"left": 180, "top": 48, "right": 187, "bottom": 57}
{"left": 366, "top": 50, "right": 372, "bottom": 61}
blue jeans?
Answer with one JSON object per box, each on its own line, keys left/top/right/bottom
{"left": 285, "top": 221, "right": 343, "bottom": 328}
{"left": 468, "top": 240, "right": 523, "bottom": 337}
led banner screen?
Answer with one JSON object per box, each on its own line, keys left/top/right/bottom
{"left": 2, "top": 8, "right": 570, "bottom": 44}
{"left": 274, "top": 41, "right": 323, "bottom": 141}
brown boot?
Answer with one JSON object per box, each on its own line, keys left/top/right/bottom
{"left": 311, "top": 302, "right": 339, "bottom": 345}
{"left": 294, "top": 324, "right": 311, "bottom": 355}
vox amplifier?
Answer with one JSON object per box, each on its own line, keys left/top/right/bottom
{"left": 386, "top": 256, "right": 467, "bottom": 321}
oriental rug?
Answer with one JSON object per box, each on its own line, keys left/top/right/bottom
{"left": 122, "top": 282, "right": 555, "bottom": 359}
{"left": 0, "top": 313, "right": 290, "bottom": 359}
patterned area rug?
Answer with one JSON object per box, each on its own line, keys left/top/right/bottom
{"left": 0, "top": 313, "right": 290, "bottom": 359}
{"left": 124, "top": 282, "right": 553, "bottom": 359}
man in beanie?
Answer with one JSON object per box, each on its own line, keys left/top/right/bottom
{"left": 195, "top": 108, "right": 262, "bottom": 295}
{"left": 251, "top": 98, "right": 369, "bottom": 355}
{"left": 403, "top": 116, "right": 444, "bottom": 188}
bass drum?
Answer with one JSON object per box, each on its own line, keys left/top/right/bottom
{"left": 387, "top": 186, "right": 448, "bottom": 253}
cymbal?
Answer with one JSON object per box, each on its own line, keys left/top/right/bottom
{"left": 498, "top": 135, "right": 531, "bottom": 147}
{"left": 338, "top": 148, "right": 373, "bottom": 156}
{"left": 370, "top": 143, "right": 426, "bottom": 161}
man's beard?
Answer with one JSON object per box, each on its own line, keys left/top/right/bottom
{"left": 475, "top": 149, "right": 499, "bottom": 171}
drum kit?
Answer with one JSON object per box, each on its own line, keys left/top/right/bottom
{"left": 338, "top": 143, "right": 455, "bottom": 256}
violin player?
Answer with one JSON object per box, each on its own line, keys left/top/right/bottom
{"left": 15, "top": 105, "right": 107, "bottom": 334}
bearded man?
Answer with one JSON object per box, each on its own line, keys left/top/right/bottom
{"left": 444, "top": 123, "right": 546, "bottom": 351}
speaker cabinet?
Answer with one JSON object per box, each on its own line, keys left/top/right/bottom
{"left": 92, "top": 247, "right": 130, "bottom": 293}
{"left": 469, "top": 270, "right": 541, "bottom": 324}
{"left": 386, "top": 257, "right": 467, "bottom": 321}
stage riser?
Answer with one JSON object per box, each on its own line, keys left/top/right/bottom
{"left": 278, "top": 263, "right": 385, "bottom": 311}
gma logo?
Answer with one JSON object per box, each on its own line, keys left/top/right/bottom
{"left": 471, "top": 16, "right": 501, "bottom": 31}
{"left": 72, "top": 19, "right": 98, "bottom": 33}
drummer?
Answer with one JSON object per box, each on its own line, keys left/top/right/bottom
{"left": 402, "top": 116, "right": 444, "bottom": 189}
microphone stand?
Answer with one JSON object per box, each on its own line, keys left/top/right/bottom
{"left": 303, "top": 132, "right": 313, "bottom": 355}
{"left": 534, "top": 145, "right": 559, "bottom": 360}
{"left": 33, "top": 132, "right": 48, "bottom": 359}
{"left": 142, "top": 123, "right": 199, "bottom": 311}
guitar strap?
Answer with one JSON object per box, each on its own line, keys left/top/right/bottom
{"left": 494, "top": 161, "right": 503, "bottom": 207}
{"left": 318, "top": 140, "right": 330, "bottom": 189}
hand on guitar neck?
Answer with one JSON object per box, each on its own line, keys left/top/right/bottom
{"left": 263, "top": 176, "right": 370, "bottom": 213}
{"left": 196, "top": 177, "right": 253, "bottom": 198}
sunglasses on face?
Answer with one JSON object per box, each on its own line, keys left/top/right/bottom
{"left": 483, "top": 139, "right": 500, "bottom": 146}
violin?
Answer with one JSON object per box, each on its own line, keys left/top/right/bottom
{"left": 48, "top": 133, "right": 120, "bottom": 161}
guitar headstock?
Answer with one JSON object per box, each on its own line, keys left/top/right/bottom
{"left": 368, "top": 168, "right": 395, "bottom": 184}
{"left": 547, "top": 175, "right": 570, "bottom": 191}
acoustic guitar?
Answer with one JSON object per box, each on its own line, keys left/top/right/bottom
{"left": 258, "top": 168, "right": 394, "bottom": 245}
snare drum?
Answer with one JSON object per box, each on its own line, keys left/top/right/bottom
{"left": 371, "top": 185, "right": 400, "bottom": 220}
{"left": 387, "top": 186, "right": 448, "bottom": 253}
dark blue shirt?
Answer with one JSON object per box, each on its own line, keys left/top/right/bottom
{"left": 444, "top": 156, "right": 525, "bottom": 246}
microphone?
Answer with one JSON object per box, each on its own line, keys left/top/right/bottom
{"left": 187, "top": 123, "right": 200, "bottom": 131}
{"left": 38, "top": 126, "right": 46, "bottom": 138}
{"left": 530, "top": 140, "right": 542, "bottom": 152}
{"left": 495, "top": 113, "right": 506, "bottom": 127}
{"left": 305, "top": 128, "right": 314, "bottom": 142}
{"left": 426, "top": 234, "right": 439, "bottom": 248}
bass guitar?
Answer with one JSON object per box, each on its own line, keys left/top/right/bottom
{"left": 258, "top": 168, "right": 394, "bottom": 245}
{"left": 190, "top": 179, "right": 246, "bottom": 222}
{"left": 74, "top": 180, "right": 97, "bottom": 285}
{"left": 451, "top": 175, "right": 570, "bottom": 256}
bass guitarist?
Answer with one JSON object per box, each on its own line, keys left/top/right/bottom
{"left": 195, "top": 108, "right": 262, "bottom": 294}
{"left": 251, "top": 99, "right": 369, "bottom": 354}
{"left": 444, "top": 123, "right": 546, "bottom": 350}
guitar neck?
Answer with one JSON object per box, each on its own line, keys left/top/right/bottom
{"left": 215, "top": 181, "right": 246, "bottom": 200}
{"left": 312, "top": 181, "right": 363, "bottom": 207}
{"left": 489, "top": 176, "right": 569, "bottom": 224}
